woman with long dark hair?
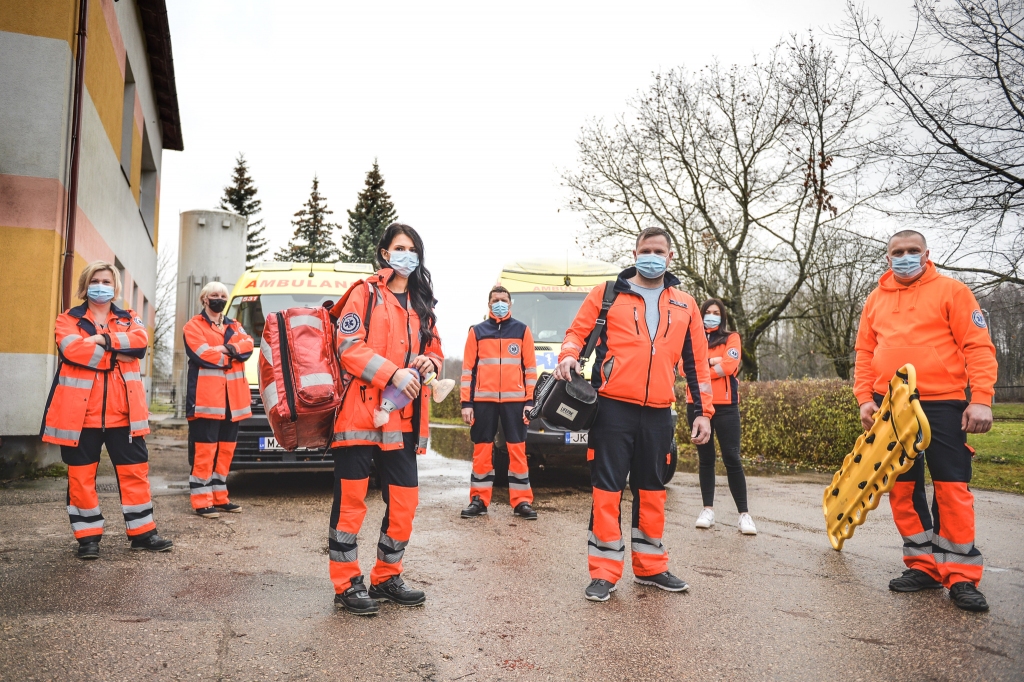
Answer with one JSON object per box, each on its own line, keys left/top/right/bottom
{"left": 684, "top": 299, "right": 756, "bottom": 535}
{"left": 327, "top": 223, "right": 444, "bottom": 615}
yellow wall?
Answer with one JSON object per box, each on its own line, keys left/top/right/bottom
{"left": 0, "top": 0, "right": 75, "bottom": 44}
{"left": 0, "top": 228, "right": 65, "bottom": 355}
{"left": 82, "top": 0, "right": 125, "bottom": 157}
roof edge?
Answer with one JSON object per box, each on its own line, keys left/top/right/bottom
{"left": 137, "top": 0, "right": 183, "bottom": 151}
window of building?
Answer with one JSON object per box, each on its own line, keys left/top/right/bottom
{"left": 119, "top": 60, "right": 136, "bottom": 183}
{"left": 114, "top": 258, "right": 126, "bottom": 307}
{"left": 132, "top": 282, "right": 139, "bottom": 312}
{"left": 140, "top": 126, "right": 157, "bottom": 243}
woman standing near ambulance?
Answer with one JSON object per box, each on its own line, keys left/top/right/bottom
{"left": 42, "top": 261, "right": 173, "bottom": 559}
{"left": 685, "top": 299, "right": 756, "bottom": 535}
{"left": 327, "top": 223, "right": 444, "bottom": 616}
{"left": 183, "top": 281, "right": 253, "bottom": 518}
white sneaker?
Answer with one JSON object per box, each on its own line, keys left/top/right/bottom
{"left": 738, "top": 513, "right": 757, "bottom": 535}
{"left": 695, "top": 508, "right": 715, "bottom": 529}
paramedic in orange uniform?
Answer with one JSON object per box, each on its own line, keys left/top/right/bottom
{"left": 327, "top": 223, "right": 444, "bottom": 616}
{"left": 42, "top": 261, "right": 173, "bottom": 559}
{"left": 855, "top": 230, "right": 997, "bottom": 612}
{"left": 183, "top": 281, "right": 254, "bottom": 518}
{"left": 554, "top": 227, "right": 714, "bottom": 602}
{"left": 460, "top": 285, "right": 539, "bottom": 520}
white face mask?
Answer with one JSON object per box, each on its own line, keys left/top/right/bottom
{"left": 388, "top": 250, "right": 419, "bottom": 277}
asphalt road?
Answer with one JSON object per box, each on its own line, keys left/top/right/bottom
{"left": 0, "top": 423, "right": 1022, "bottom": 681}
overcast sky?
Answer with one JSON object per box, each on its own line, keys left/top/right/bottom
{"left": 160, "top": 0, "right": 912, "bottom": 355}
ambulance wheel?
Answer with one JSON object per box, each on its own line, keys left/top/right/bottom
{"left": 663, "top": 440, "right": 678, "bottom": 484}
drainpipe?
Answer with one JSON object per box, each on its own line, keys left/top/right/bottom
{"left": 61, "top": 0, "right": 89, "bottom": 310}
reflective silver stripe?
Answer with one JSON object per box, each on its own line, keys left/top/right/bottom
{"left": 59, "top": 334, "right": 82, "bottom": 352}
{"left": 262, "top": 382, "right": 279, "bottom": 410}
{"left": 461, "top": 381, "right": 472, "bottom": 388}
{"left": 226, "top": 371, "right": 245, "bottom": 381}
{"left": 632, "top": 543, "right": 667, "bottom": 555}
{"left": 525, "top": 379, "right": 536, "bottom": 386}
{"left": 338, "top": 336, "right": 360, "bottom": 353}
{"left": 698, "top": 382, "right": 713, "bottom": 395}
{"left": 193, "top": 406, "right": 225, "bottom": 415}
{"left": 501, "top": 358, "right": 520, "bottom": 365}
{"left": 125, "top": 515, "right": 154, "bottom": 530}
{"left": 933, "top": 552, "right": 984, "bottom": 566}
{"left": 87, "top": 344, "right": 105, "bottom": 368}
{"left": 903, "top": 530, "right": 932, "bottom": 544}
{"left": 129, "top": 419, "right": 149, "bottom": 431}
{"left": 714, "top": 364, "right": 726, "bottom": 377}
{"left": 588, "top": 531, "right": 625, "bottom": 552}
{"left": 300, "top": 373, "right": 334, "bottom": 388}
{"left": 121, "top": 371, "right": 142, "bottom": 383}
{"left": 198, "top": 368, "right": 224, "bottom": 378}
{"left": 474, "top": 391, "right": 499, "bottom": 399}
{"left": 122, "top": 502, "right": 152, "bottom": 514}
{"left": 472, "top": 391, "right": 527, "bottom": 400}
{"left": 630, "top": 528, "right": 666, "bottom": 554}
{"left": 377, "top": 533, "right": 408, "bottom": 563}
{"left": 58, "top": 376, "right": 94, "bottom": 389}
{"left": 461, "top": 370, "right": 472, "bottom": 376}
{"left": 115, "top": 332, "right": 131, "bottom": 349}
{"left": 67, "top": 505, "right": 101, "bottom": 517}
{"left": 360, "top": 355, "right": 387, "bottom": 382}
{"left": 330, "top": 548, "right": 358, "bottom": 563}
{"left": 330, "top": 528, "right": 357, "bottom": 544}
{"left": 261, "top": 343, "right": 272, "bottom": 365}
{"left": 43, "top": 426, "right": 81, "bottom": 441}
{"left": 418, "top": 436, "right": 428, "bottom": 450}
{"left": 231, "top": 407, "right": 251, "bottom": 419}
{"left": 210, "top": 482, "right": 228, "bottom": 491}
{"left": 932, "top": 535, "right": 975, "bottom": 554}
{"left": 471, "top": 470, "right": 495, "bottom": 482}
{"left": 478, "top": 358, "right": 502, "bottom": 365}
{"left": 196, "top": 343, "right": 211, "bottom": 355}
{"left": 332, "top": 430, "right": 405, "bottom": 445}
{"left": 508, "top": 472, "right": 531, "bottom": 490}
{"left": 588, "top": 533, "right": 625, "bottom": 561}
{"left": 378, "top": 533, "right": 408, "bottom": 551}
{"left": 289, "top": 315, "right": 323, "bottom": 330}
{"left": 190, "top": 475, "right": 211, "bottom": 484}
{"left": 509, "top": 482, "right": 531, "bottom": 490}
{"left": 190, "top": 486, "right": 213, "bottom": 495}
{"left": 71, "top": 520, "right": 105, "bottom": 532}
{"left": 903, "top": 546, "right": 933, "bottom": 557}
{"left": 470, "top": 481, "right": 493, "bottom": 489}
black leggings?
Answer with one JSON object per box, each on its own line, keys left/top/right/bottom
{"left": 687, "top": 403, "right": 748, "bottom": 513}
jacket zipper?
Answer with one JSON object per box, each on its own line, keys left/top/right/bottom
{"left": 633, "top": 308, "right": 640, "bottom": 335}
{"left": 641, "top": 292, "right": 661, "bottom": 406}
{"left": 663, "top": 310, "right": 671, "bottom": 338}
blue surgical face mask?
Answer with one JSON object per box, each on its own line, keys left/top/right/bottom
{"left": 491, "top": 301, "right": 510, "bottom": 318}
{"left": 704, "top": 314, "right": 721, "bottom": 329}
{"left": 387, "top": 250, "right": 419, "bottom": 277}
{"left": 87, "top": 284, "right": 115, "bottom": 304}
{"left": 635, "top": 254, "right": 667, "bottom": 279}
{"left": 890, "top": 253, "right": 924, "bottom": 279}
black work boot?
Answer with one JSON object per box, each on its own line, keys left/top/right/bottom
{"left": 334, "top": 576, "right": 379, "bottom": 616}
{"left": 461, "top": 496, "right": 488, "bottom": 518}
{"left": 369, "top": 575, "right": 426, "bottom": 606}
{"left": 513, "top": 502, "right": 538, "bottom": 520}
{"left": 889, "top": 568, "right": 942, "bottom": 592}
{"left": 215, "top": 503, "right": 242, "bottom": 513}
{"left": 77, "top": 540, "right": 100, "bottom": 560}
{"left": 949, "top": 582, "right": 989, "bottom": 612}
{"left": 195, "top": 507, "right": 220, "bottom": 518}
{"left": 634, "top": 571, "right": 690, "bottom": 592}
{"left": 130, "top": 533, "right": 173, "bottom": 552}
{"left": 585, "top": 579, "right": 617, "bottom": 602}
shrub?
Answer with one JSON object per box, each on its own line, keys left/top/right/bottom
{"left": 431, "top": 388, "right": 463, "bottom": 422}
{"left": 675, "top": 379, "right": 862, "bottom": 469}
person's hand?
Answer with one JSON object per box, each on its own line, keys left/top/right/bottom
{"left": 523, "top": 406, "right": 532, "bottom": 424}
{"left": 462, "top": 407, "right": 474, "bottom": 425}
{"left": 962, "top": 404, "right": 993, "bottom": 434}
{"left": 691, "top": 416, "right": 711, "bottom": 445}
{"left": 859, "top": 401, "right": 879, "bottom": 431}
{"left": 84, "top": 334, "right": 105, "bottom": 345}
{"left": 553, "top": 357, "right": 580, "bottom": 381}
{"left": 709, "top": 357, "right": 722, "bottom": 366}
{"left": 115, "top": 353, "right": 136, "bottom": 362}
{"left": 410, "top": 355, "right": 435, "bottom": 378}
{"left": 392, "top": 368, "right": 421, "bottom": 400}
{"left": 210, "top": 344, "right": 228, "bottom": 353}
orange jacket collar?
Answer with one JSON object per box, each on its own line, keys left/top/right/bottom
{"left": 878, "top": 260, "right": 939, "bottom": 291}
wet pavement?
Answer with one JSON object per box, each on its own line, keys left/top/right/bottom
{"left": 1, "top": 424, "right": 1022, "bottom": 681}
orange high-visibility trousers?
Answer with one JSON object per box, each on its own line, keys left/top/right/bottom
{"left": 468, "top": 401, "right": 532, "bottom": 507}
{"left": 886, "top": 397, "right": 984, "bottom": 588}
{"left": 60, "top": 427, "right": 158, "bottom": 543}
{"left": 188, "top": 416, "right": 240, "bottom": 509}
{"left": 328, "top": 433, "right": 419, "bottom": 593}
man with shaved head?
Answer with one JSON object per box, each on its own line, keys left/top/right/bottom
{"left": 854, "top": 229, "right": 998, "bottom": 612}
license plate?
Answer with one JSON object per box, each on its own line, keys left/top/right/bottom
{"left": 259, "top": 437, "right": 309, "bottom": 451}
{"left": 564, "top": 431, "right": 588, "bottom": 444}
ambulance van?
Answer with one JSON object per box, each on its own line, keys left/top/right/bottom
{"left": 225, "top": 261, "right": 374, "bottom": 469}
{"left": 495, "top": 258, "right": 680, "bottom": 481}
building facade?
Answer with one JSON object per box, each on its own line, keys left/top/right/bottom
{"left": 0, "top": 0, "right": 182, "bottom": 474}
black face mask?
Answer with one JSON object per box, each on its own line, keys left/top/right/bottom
{"left": 208, "top": 298, "right": 227, "bottom": 313}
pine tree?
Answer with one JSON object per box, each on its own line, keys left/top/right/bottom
{"left": 275, "top": 176, "right": 341, "bottom": 263}
{"left": 341, "top": 161, "right": 398, "bottom": 263}
{"left": 220, "top": 153, "right": 268, "bottom": 266}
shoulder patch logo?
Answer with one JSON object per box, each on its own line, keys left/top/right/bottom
{"left": 134, "top": 316, "right": 144, "bottom": 326}
{"left": 340, "top": 312, "right": 361, "bottom": 335}
{"left": 727, "top": 348, "right": 740, "bottom": 360}
{"left": 508, "top": 343, "right": 521, "bottom": 356}
{"left": 668, "top": 299, "right": 688, "bottom": 308}
{"left": 972, "top": 310, "right": 987, "bottom": 328}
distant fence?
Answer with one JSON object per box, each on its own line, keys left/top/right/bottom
{"left": 995, "top": 385, "right": 1024, "bottom": 403}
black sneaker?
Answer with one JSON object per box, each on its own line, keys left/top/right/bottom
{"left": 585, "top": 579, "right": 617, "bottom": 602}
{"left": 368, "top": 575, "right": 426, "bottom": 607}
{"left": 130, "top": 534, "right": 173, "bottom": 552}
{"left": 195, "top": 507, "right": 220, "bottom": 518}
{"left": 634, "top": 571, "right": 690, "bottom": 592}
{"left": 949, "top": 582, "right": 989, "bottom": 612}
{"left": 215, "top": 503, "right": 242, "bottom": 513}
{"left": 513, "top": 502, "right": 538, "bottom": 520}
{"left": 77, "top": 540, "right": 100, "bottom": 560}
{"left": 889, "top": 568, "right": 942, "bottom": 592}
{"left": 461, "top": 496, "right": 488, "bottom": 518}
{"left": 334, "top": 576, "right": 379, "bottom": 616}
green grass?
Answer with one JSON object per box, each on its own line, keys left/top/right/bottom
{"left": 430, "top": 416, "right": 468, "bottom": 426}
{"left": 22, "top": 464, "right": 68, "bottom": 480}
{"left": 993, "top": 403, "right": 1024, "bottom": 420}
{"left": 969, "top": 420, "right": 1024, "bottom": 494}
{"left": 148, "top": 401, "right": 175, "bottom": 414}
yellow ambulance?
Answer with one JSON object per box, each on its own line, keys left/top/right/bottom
{"left": 225, "top": 261, "right": 374, "bottom": 469}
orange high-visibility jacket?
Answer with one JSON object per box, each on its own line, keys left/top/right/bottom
{"left": 684, "top": 330, "right": 741, "bottom": 405}
{"left": 854, "top": 262, "right": 998, "bottom": 405}
{"left": 560, "top": 268, "right": 715, "bottom": 416}
{"left": 42, "top": 304, "right": 150, "bottom": 446}
{"left": 331, "top": 269, "right": 444, "bottom": 453}
{"left": 183, "top": 311, "right": 254, "bottom": 421}
{"left": 461, "top": 313, "right": 537, "bottom": 407}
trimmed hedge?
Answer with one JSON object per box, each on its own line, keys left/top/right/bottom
{"left": 675, "top": 379, "right": 862, "bottom": 469}
{"left": 431, "top": 389, "right": 463, "bottom": 421}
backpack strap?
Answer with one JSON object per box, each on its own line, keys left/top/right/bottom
{"left": 579, "top": 281, "right": 618, "bottom": 366}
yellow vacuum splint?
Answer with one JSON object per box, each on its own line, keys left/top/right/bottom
{"left": 823, "top": 365, "right": 931, "bottom": 550}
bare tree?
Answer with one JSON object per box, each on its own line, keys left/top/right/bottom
{"left": 564, "top": 36, "right": 884, "bottom": 377}
{"left": 152, "top": 249, "right": 176, "bottom": 380}
{"left": 841, "top": 0, "right": 1024, "bottom": 288}
{"left": 978, "top": 284, "right": 1024, "bottom": 399}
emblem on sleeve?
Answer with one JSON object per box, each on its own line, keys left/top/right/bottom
{"left": 340, "top": 312, "right": 361, "bottom": 334}
{"left": 134, "top": 316, "right": 144, "bottom": 326}
{"left": 972, "top": 310, "right": 987, "bottom": 328}
{"left": 727, "top": 348, "right": 740, "bottom": 359}
{"left": 508, "top": 343, "right": 521, "bottom": 356}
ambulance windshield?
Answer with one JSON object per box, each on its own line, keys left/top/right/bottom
{"left": 227, "top": 294, "right": 335, "bottom": 346}
{"left": 508, "top": 292, "right": 588, "bottom": 342}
